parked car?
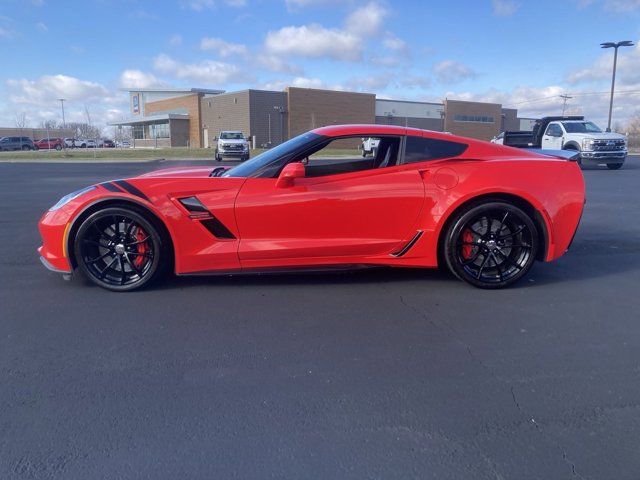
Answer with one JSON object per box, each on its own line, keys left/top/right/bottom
{"left": 64, "top": 138, "right": 82, "bottom": 148}
{"left": 34, "top": 138, "right": 64, "bottom": 150}
{"left": 215, "top": 131, "right": 250, "bottom": 161}
{"left": 100, "top": 139, "right": 115, "bottom": 148}
{"left": 38, "top": 124, "right": 586, "bottom": 292}
{"left": 0, "top": 136, "right": 36, "bottom": 151}
{"left": 361, "top": 137, "right": 380, "bottom": 157}
{"left": 116, "top": 140, "right": 131, "bottom": 148}
{"left": 496, "top": 116, "right": 627, "bottom": 170}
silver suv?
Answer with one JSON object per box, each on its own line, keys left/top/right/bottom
{"left": 0, "top": 136, "right": 36, "bottom": 151}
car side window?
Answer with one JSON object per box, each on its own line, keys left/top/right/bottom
{"left": 545, "top": 124, "right": 562, "bottom": 137}
{"left": 299, "top": 136, "right": 401, "bottom": 178}
{"left": 403, "top": 136, "right": 468, "bottom": 164}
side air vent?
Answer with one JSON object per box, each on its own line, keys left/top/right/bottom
{"left": 178, "top": 196, "right": 236, "bottom": 239}
{"left": 200, "top": 218, "right": 236, "bottom": 239}
{"left": 179, "top": 196, "right": 209, "bottom": 213}
{"left": 391, "top": 231, "right": 423, "bottom": 257}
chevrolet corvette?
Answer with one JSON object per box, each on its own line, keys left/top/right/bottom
{"left": 38, "top": 125, "right": 585, "bottom": 291}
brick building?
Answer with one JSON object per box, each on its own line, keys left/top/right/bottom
{"left": 110, "top": 86, "right": 526, "bottom": 148}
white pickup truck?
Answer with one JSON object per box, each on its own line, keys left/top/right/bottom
{"left": 215, "top": 131, "right": 250, "bottom": 162}
{"left": 494, "top": 116, "right": 627, "bottom": 170}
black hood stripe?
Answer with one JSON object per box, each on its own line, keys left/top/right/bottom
{"left": 100, "top": 181, "right": 125, "bottom": 193}
{"left": 113, "top": 180, "right": 150, "bottom": 202}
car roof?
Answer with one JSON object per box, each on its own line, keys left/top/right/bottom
{"left": 311, "top": 124, "right": 469, "bottom": 143}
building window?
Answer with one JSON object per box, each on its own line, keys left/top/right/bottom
{"left": 150, "top": 123, "right": 170, "bottom": 138}
{"left": 453, "top": 114, "right": 495, "bottom": 123}
{"left": 132, "top": 125, "right": 144, "bottom": 139}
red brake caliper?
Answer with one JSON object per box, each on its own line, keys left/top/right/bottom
{"left": 461, "top": 229, "right": 474, "bottom": 260}
{"left": 134, "top": 227, "right": 148, "bottom": 268}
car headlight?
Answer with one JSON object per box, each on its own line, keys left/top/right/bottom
{"left": 582, "top": 139, "right": 595, "bottom": 151}
{"left": 49, "top": 186, "right": 96, "bottom": 211}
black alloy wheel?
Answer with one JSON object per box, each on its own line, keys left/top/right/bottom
{"left": 74, "top": 207, "right": 166, "bottom": 291}
{"left": 444, "top": 202, "right": 539, "bottom": 289}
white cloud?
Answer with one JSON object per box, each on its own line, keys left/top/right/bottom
{"left": 345, "top": 1, "right": 387, "bottom": 36}
{"left": 444, "top": 83, "right": 640, "bottom": 127}
{"left": 118, "top": 70, "right": 165, "bottom": 89}
{"left": 567, "top": 42, "right": 640, "bottom": 85}
{"left": 284, "top": 0, "right": 340, "bottom": 9}
{"left": 6, "top": 74, "right": 110, "bottom": 106}
{"left": 0, "top": 26, "right": 12, "bottom": 38}
{"left": 265, "top": 2, "right": 386, "bottom": 62}
{"left": 434, "top": 60, "right": 476, "bottom": 84}
{"left": 265, "top": 24, "right": 362, "bottom": 61}
{"left": 257, "top": 54, "right": 303, "bottom": 74}
{"left": 182, "top": 0, "right": 247, "bottom": 10}
{"left": 169, "top": 34, "right": 183, "bottom": 46}
{"left": 153, "top": 53, "right": 250, "bottom": 84}
{"left": 200, "top": 37, "right": 249, "bottom": 57}
{"left": 602, "top": 0, "right": 640, "bottom": 11}
{"left": 35, "top": 21, "right": 47, "bottom": 33}
{"left": 492, "top": 0, "right": 520, "bottom": 16}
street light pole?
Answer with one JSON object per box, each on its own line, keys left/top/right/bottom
{"left": 58, "top": 98, "right": 66, "bottom": 129}
{"left": 600, "top": 40, "right": 634, "bottom": 132}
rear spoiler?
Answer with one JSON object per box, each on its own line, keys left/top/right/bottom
{"left": 525, "top": 148, "right": 581, "bottom": 161}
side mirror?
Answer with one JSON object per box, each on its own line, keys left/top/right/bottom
{"left": 276, "top": 162, "right": 305, "bottom": 188}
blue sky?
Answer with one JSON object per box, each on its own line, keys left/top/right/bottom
{"left": 1, "top": 0, "right": 639, "bottom": 130}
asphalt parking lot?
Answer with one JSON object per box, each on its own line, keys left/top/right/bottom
{"left": 1, "top": 156, "right": 639, "bottom": 479}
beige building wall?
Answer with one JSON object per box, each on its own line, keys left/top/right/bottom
{"left": 444, "top": 99, "right": 502, "bottom": 140}
{"left": 286, "top": 87, "right": 376, "bottom": 143}
{"left": 200, "top": 91, "right": 251, "bottom": 148}
{"left": 144, "top": 94, "right": 202, "bottom": 147}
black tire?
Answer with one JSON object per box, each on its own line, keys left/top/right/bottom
{"left": 55, "top": 144, "right": 62, "bottom": 151}
{"left": 21, "top": 145, "right": 30, "bottom": 151}
{"left": 73, "top": 207, "right": 168, "bottom": 291}
{"left": 443, "top": 201, "right": 539, "bottom": 289}
{"left": 607, "top": 163, "right": 623, "bottom": 170}
{"left": 33, "top": 146, "right": 39, "bottom": 151}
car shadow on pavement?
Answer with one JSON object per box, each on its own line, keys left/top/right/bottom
{"left": 153, "top": 266, "right": 458, "bottom": 291}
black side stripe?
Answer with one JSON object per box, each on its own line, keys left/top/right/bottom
{"left": 113, "top": 180, "right": 150, "bottom": 202}
{"left": 391, "top": 231, "right": 423, "bottom": 257}
{"left": 100, "top": 181, "right": 125, "bottom": 193}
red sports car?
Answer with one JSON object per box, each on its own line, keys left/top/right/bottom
{"left": 38, "top": 125, "right": 585, "bottom": 291}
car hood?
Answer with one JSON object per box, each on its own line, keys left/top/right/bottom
{"left": 568, "top": 131, "right": 626, "bottom": 141}
{"left": 218, "top": 139, "right": 247, "bottom": 144}
{"left": 137, "top": 166, "right": 226, "bottom": 178}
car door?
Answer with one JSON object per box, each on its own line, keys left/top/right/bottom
{"left": 542, "top": 123, "right": 563, "bottom": 149}
{"left": 234, "top": 135, "right": 425, "bottom": 268}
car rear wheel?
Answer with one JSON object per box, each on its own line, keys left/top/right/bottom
{"left": 55, "top": 144, "right": 62, "bottom": 151}
{"left": 74, "top": 207, "right": 167, "bottom": 291}
{"left": 443, "top": 201, "right": 539, "bottom": 289}
{"left": 607, "top": 163, "right": 623, "bottom": 170}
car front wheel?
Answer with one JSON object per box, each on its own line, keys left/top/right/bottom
{"left": 443, "top": 201, "right": 539, "bottom": 289}
{"left": 74, "top": 207, "right": 167, "bottom": 291}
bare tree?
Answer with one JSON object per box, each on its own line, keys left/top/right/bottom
{"left": 14, "top": 112, "right": 28, "bottom": 129}
{"left": 39, "top": 120, "right": 59, "bottom": 130}
{"left": 625, "top": 113, "right": 640, "bottom": 151}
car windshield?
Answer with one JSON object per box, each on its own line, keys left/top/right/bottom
{"left": 562, "top": 121, "right": 602, "bottom": 133}
{"left": 220, "top": 132, "right": 244, "bottom": 140}
{"left": 223, "top": 132, "right": 321, "bottom": 178}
